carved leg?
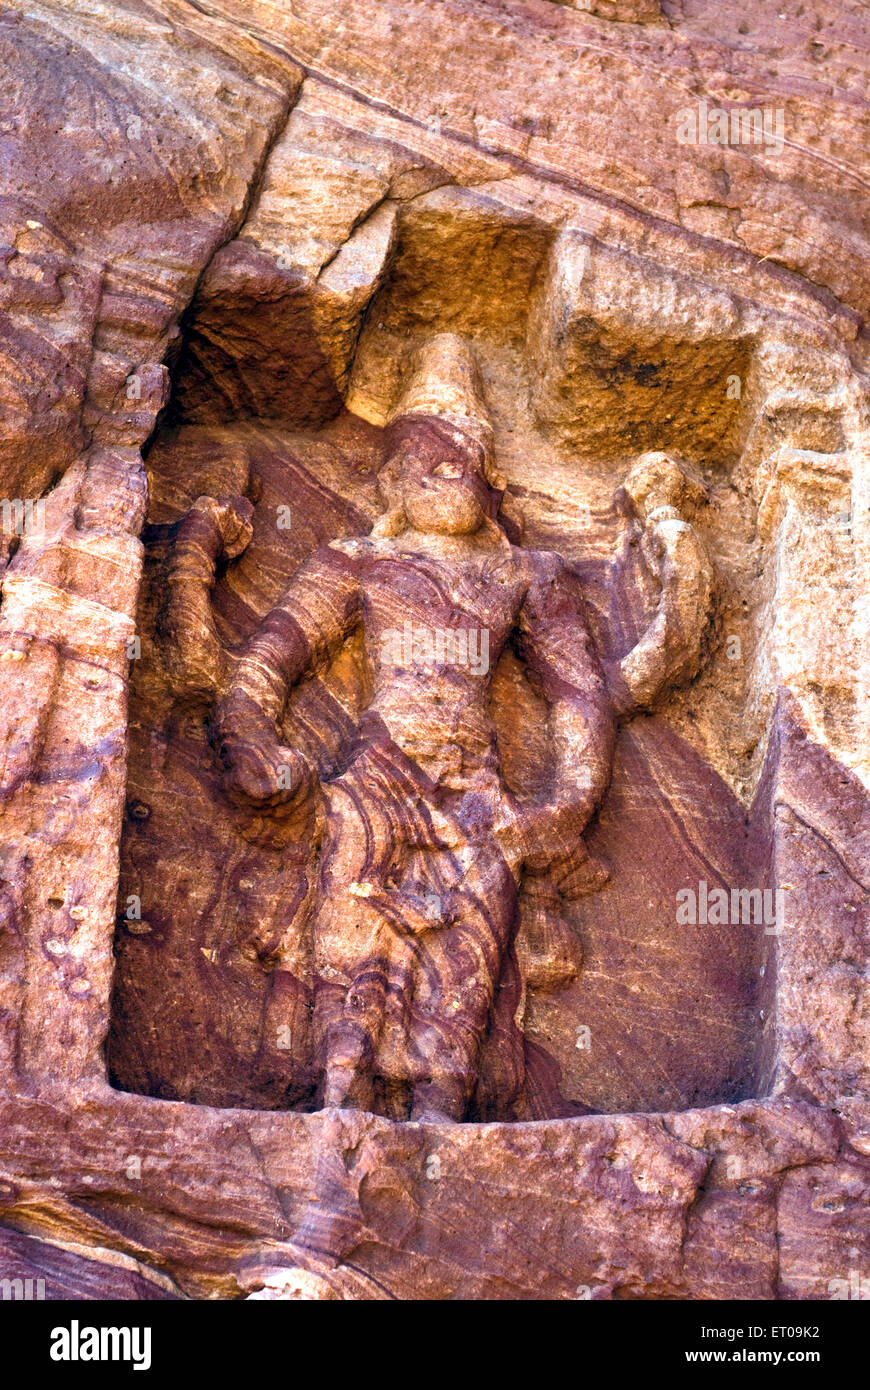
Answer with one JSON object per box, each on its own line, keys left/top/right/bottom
{"left": 313, "top": 756, "right": 412, "bottom": 1113}
{"left": 321, "top": 1037, "right": 372, "bottom": 1112}
{"left": 314, "top": 985, "right": 365, "bottom": 1111}
{"left": 318, "top": 964, "right": 388, "bottom": 1112}
{"left": 407, "top": 836, "right": 518, "bottom": 1123}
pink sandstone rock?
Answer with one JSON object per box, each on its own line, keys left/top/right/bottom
{"left": 0, "top": 0, "right": 866, "bottom": 1302}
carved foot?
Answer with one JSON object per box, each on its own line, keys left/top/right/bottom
{"left": 410, "top": 1076, "right": 468, "bottom": 1124}
{"left": 321, "top": 1068, "right": 366, "bottom": 1111}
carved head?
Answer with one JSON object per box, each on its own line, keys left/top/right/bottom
{"left": 373, "top": 333, "right": 517, "bottom": 541}
{"left": 379, "top": 416, "right": 494, "bottom": 536}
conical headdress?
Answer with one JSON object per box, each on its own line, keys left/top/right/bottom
{"left": 387, "top": 333, "right": 497, "bottom": 483}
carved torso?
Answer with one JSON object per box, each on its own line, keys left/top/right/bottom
{"left": 331, "top": 534, "right": 533, "bottom": 789}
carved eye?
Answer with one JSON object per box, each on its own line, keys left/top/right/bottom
{"left": 432, "top": 462, "right": 462, "bottom": 480}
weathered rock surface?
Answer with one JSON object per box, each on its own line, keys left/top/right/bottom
{"left": 0, "top": 0, "right": 867, "bottom": 1301}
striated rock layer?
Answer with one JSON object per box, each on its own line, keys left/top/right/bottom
{"left": 0, "top": 0, "right": 867, "bottom": 1299}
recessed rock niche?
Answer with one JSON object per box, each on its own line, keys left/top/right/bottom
{"left": 4, "top": 0, "right": 867, "bottom": 1305}
{"left": 106, "top": 205, "right": 790, "bottom": 1123}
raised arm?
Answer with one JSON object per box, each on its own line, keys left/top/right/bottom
{"left": 214, "top": 542, "right": 361, "bottom": 808}
{"left": 606, "top": 453, "right": 715, "bottom": 717}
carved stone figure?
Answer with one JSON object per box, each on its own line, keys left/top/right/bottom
{"left": 164, "top": 334, "right": 715, "bottom": 1121}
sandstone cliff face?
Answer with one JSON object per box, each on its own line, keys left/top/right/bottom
{"left": 0, "top": 0, "right": 867, "bottom": 1301}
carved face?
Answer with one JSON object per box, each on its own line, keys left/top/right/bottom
{"left": 388, "top": 419, "right": 492, "bottom": 536}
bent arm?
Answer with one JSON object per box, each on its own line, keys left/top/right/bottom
{"left": 214, "top": 543, "right": 361, "bottom": 805}
{"left": 509, "top": 560, "right": 616, "bottom": 871}
{"left": 608, "top": 510, "right": 714, "bottom": 717}
{"left": 163, "top": 495, "right": 253, "bottom": 701}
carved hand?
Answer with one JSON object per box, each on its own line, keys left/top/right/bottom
{"left": 216, "top": 695, "right": 313, "bottom": 811}
{"left": 608, "top": 454, "right": 715, "bottom": 716}
{"left": 488, "top": 789, "right": 591, "bottom": 875}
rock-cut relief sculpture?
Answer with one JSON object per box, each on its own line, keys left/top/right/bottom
{"left": 164, "top": 334, "right": 716, "bottom": 1121}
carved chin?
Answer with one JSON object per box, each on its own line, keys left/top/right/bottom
{"left": 404, "top": 492, "right": 485, "bottom": 535}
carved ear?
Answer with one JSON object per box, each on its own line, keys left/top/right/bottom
{"left": 487, "top": 466, "right": 507, "bottom": 491}
{"left": 373, "top": 444, "right": 409, "bottom": 536}
{"left": 496, "top": 487, "right": 524, "bottom": 543}
{"left": 370, "top": 506, "right": 406, "bottom": 539}
{"left": 376, "top": 445, "right": 405, "bottom": 497}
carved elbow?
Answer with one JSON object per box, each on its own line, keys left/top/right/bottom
{"left": 162, "top": 494, "right": 254, "bottom": 702}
